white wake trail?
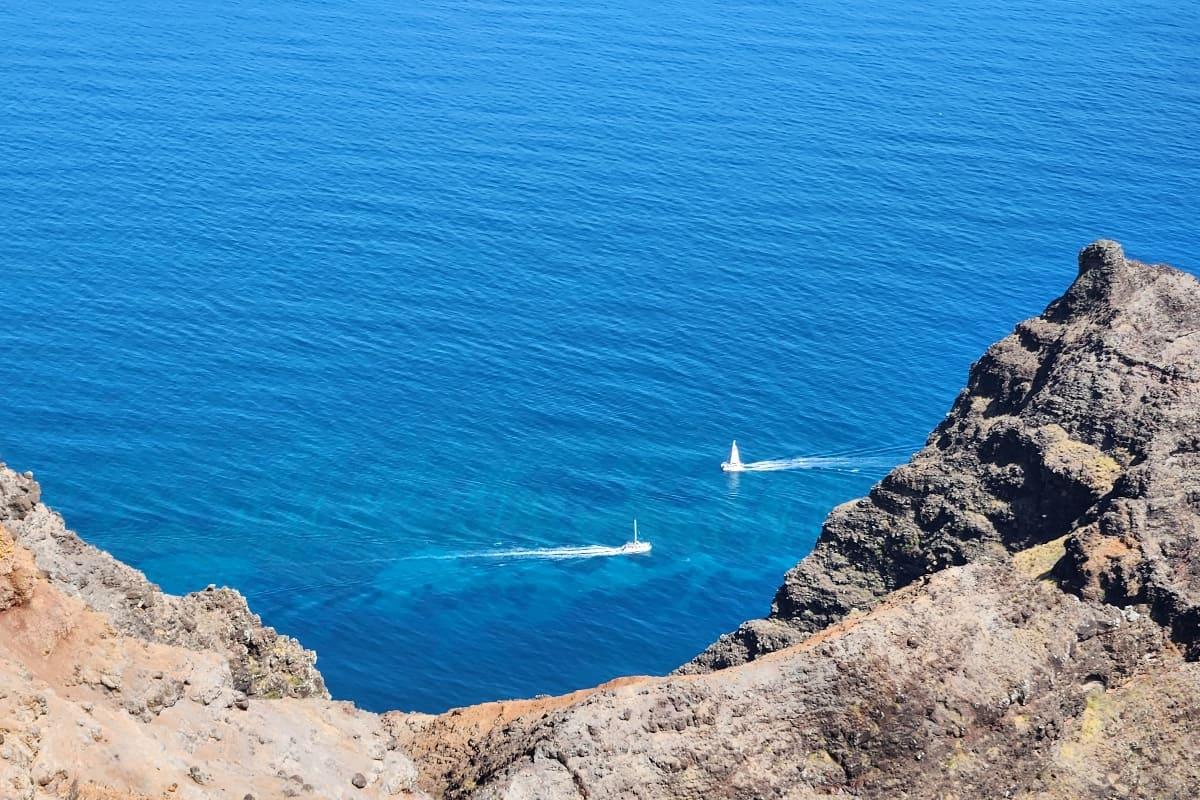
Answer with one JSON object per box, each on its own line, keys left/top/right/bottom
{"left": 454, "top": 544, "right": 630, "bottom": 560}
{"left": 737, "top": 451, "right": 914, "bottom": 473}
{"left": 329, "top": 543, "right": 637, "bottom": 567}
{"left": 246, "top": 544, "right": 636, "bottom": 598}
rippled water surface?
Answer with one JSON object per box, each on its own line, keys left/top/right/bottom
{"left": 1, "top": 0, "right": 1196, "bottom": 711}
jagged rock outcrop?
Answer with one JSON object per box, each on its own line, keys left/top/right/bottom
{"left": 0, "top": 480, "right": 426, "bottom": 799}
{"left": 0, "top": 516, "right": 36, "bottom": 613}
{"left": 682, "top": 240, "right": 1200, "bottom": 672}
{"left": 1, "top": 468, "right": 325, "bottom": 699}
{"left": 401, "top": 558, "right": 1200, "bottom": 799}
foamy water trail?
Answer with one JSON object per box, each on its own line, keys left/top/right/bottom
{"left": 737, "top": 455, "right": 896, "bottom": 472}
{"left": 246, "top": 545, "right": 636, "bottom": 599}
{"left": 446, "top": 544, "right": 631, "bottom": 560}
{"left": 326, "top": 543, "right": 639, "bottom": 568}
{"left": 735, "top": 445, "right": 917, "bottom": 473}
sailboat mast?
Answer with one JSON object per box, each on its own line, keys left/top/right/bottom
{"left": 633, "top": 519, "right": 639, "bottom": 542}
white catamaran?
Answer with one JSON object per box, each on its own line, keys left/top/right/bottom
{"left": 721, "top": 440, "right": 745, "bottom": 472}
{"left": 620, "top": 519, "right": 651, "bottom": 554}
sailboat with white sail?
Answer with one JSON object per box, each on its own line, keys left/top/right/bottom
{"left": 720, "top": 440, "right": 745, "bottom": 472}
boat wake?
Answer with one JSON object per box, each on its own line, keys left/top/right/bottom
{"left": 415, "top": 520, "right": 647, "bottom": 561}
{"left": 335, "top": 541, "right": 646, "bottom": 568}
{"left": 725, "top": 443, "right": 916, "bottom": 473}
{"left": 247, "top": 542, "right": 644, "bottom": 599}
{"left": 456, "top": 544, "right": 634, "bottom": 560}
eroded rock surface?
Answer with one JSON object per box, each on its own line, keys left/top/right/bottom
{"left": 0, "top": 513, "right": 425, "bottom": 799}
{"left": 1, "top": 468, "right": 325, "bottom": 699}
{"left": 403, "top": 559, "right": 1199, "bottom": 799}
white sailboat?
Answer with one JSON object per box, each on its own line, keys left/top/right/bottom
{"left": 721, "top": 440, "right": 745, "bottom": 472}
{"left": 620, "top": 519, "right": 651, "bottom": 554}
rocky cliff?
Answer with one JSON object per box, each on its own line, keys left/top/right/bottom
{"left": 3, "top": 240, "right": 1199, "bottom": 799}
{"left": 0, "top": 470, "right": 425, "bottom": 799}
{"left": 1, "top": 470, "right": 326, "bottom": 701}
{"left": 681, "top": 239, "right": 1200, "bottom": 672}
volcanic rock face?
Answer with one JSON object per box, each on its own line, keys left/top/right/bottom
{"left": 0, "top": 472, "right": 426, "bottom": 799}
{"left": 1, "top": 468, "right": 325, "bottom": 700}
{"left": 3, "top": 240, "right": 1200, "bottom": 799}
{"left": 683, "top": 240, "right": 1200, "bottom": 672}
{"left": 403, "top": 561, "right": 1199, "bottom": 799}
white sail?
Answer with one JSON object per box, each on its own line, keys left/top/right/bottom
{"left": 721, "top": 440, "right": 746, "bottom": 472}
{"left": 622, "top": 518, "right": 651, "bottom": 554}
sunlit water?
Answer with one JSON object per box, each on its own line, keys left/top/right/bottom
{"left": 0, "top": 0, "right": 1196, "bottom": 711}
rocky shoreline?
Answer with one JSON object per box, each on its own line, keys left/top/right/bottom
{"left": 682, "top": 239, "right": 1200, "bottom": 674}
{"left": 2, "top": 240, "right": 1199, "bottom": 798}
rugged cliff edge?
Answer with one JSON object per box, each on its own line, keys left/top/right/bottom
{"left": 681, "top": 239, "right": 1200, "bottom": 672}
{"left": 0, "top": 470, "right": 425, "bottom": 798}
{"left": 3, "top": 240, "right": 1199, "bottom": 799}
{"left": 1, "top": 472, "right": 325, "bottom": 701}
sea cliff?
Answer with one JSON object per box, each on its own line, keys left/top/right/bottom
{"left": 3, "top": 240, "right": 1199, "bottom": 799}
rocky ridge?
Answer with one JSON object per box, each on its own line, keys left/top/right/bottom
{"left": 682, "top": 239, "right": 1200, "bottom": 672}
{"left": 1, "top": 470, "right": 325, "bottom": 700}
{"left": 0, "top": 476, "right": 426, "bottom": 799}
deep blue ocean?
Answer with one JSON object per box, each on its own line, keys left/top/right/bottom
{"left": 1, "top": 0, "right": 1196, "bottom": 712}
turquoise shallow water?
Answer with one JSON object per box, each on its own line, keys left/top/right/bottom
{"left": 0, "top": 0, "right": 1196, "bottom": 712}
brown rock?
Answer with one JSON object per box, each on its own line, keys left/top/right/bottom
{"left": 0, "top": 466, "right": 327, "bottom": 699}
{"left": 0, "top": 488, "right": 425, "bottom": 798}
